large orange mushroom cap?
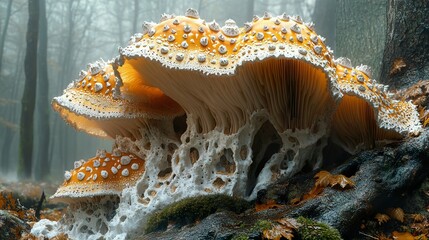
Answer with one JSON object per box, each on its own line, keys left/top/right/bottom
{"left": 120, "top": 10, "right": 336, "bottom": 75}
{"left": 52, "top": 149, "right": 145, "bottom": 201}
{"left": 332, "top": 58, "right": 422, "bottom": 153}
{"left": 119, "top": 9, "right": 341, "bottom": 133}
{"left": 52, "top": 59, "right": 184, "bottom": 139}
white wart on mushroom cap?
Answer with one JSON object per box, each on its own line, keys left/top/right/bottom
{"left": 52, "top": 149, "right": 145, "bottom": 202}
{"left": 332, "top": 59, "right": 422, "bottom": 153}
{"left": 119, "top": 9, "right": 340, "bottom": 134}
{"left": 52, "top": 59, "right": 184, "bottom": 139}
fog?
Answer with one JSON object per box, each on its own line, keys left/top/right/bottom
{"left": 0, "top": 0, "right": 387, "bottom": 182}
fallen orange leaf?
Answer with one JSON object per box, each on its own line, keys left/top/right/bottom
{"left": 392, "top": 231, "right": 414, "bottom": 240}
{"left": 255, "top": 199, "right": 282, "bottom": 212}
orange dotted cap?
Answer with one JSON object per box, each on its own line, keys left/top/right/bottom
{"left": 52, "top": 149, "right": 145, "bottom": 201}
{"left": 52, "top": 59, "right": 184, "bottom": 138}
{"left": 120, "top": 9, "right": 337, "bottom": 77}
{"left": 332, "top": 57, "right": 421, "bottom": 153}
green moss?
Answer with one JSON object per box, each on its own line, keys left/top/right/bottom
{"left": 296, "top": 216, "right": 342, "bottom": 240}
{"left": 145, "top": 194, "right": 251, "bottom": 233}
{"left": 231, "top": 233, "right": 249, "bottom": 240}
{"left": 251, "top": 219, "right": 273, "bottom": 232}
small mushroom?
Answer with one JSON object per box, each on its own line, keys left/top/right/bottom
{"left": 52, "top": 149, "right": 145, "bottom": 201}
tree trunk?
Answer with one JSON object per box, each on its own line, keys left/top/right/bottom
{"left": 1, "top": 129, "right": 14, "bottom": 171}
{"left": 380, "top": 0, "right": 429, "bottom": 89}
{"left": 336, "top": 0, "right": 387, "bottom": 80}
{"left": 19, "top": 0, "right": 39, "bottom": 179}
{"left": 1, "top": 47, "right": 24, "bottom": 173}
{"left": 312, "top": 0, "right": 336, "bottom": 51}
{"left": 0, "top": 0, "right": 13, "bottom": 75}
{"left": 35, "top": 0, "right": 49, "bottom": 181}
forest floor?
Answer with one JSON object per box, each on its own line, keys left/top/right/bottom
{"left": 0, "top": 178, "right": 67, "bottom": 239}
{"left": 1, "top": 172, "right": 429, "bottom": 239}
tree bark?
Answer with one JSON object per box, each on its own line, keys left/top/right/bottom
{"left": 380, "top": 0, "right": 429, "bottom": 89}
{"left": 0, "top": 0, "right": 13, "bottom": 75}
{"left": 336, "top": 0, "right": 387, "bottom": 80}
{"left": 19, "top": 0, "right": 39, "bottom": 179}
{"left": 35, "top": 0, "right": 49, "bottom": 181}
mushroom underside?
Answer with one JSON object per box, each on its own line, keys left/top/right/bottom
{"left": 332, "top": 95, "right": 403, "bottom": 154}
{"left": 127, "top": 57, "right": 337, "bottom": 134}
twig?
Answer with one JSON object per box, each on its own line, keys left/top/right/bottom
{"left": 358, "top": 231, "right": 378, "bottom": 240}
{"left": 35, "top": 191, "right": 46, "bottom": 220}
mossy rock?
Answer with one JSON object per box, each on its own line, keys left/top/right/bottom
{"left": 231, "top": 233, "right": 250, "bottom": 240}
{"left": 296, "top": 216, "right": 342, "bottom": 240}
{"left": 251, "top": 219, "right": 272, "bottom": 232}
{"left": 145, "top": 194, "right": 251, "bottom": 233}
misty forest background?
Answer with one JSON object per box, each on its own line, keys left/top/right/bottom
{"left": 0, "top": 0, "right": 389, "bottom": 182}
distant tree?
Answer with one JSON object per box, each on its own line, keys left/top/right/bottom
{"left": 0, "top": 0, "right": 13, "bottom": 75}
{"left": 35, "top": 0, "right": 50, "bottom": 180}
{"left": 19, "top": 0, "right": 39, "bottom": 179}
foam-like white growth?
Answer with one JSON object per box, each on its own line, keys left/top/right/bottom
{"left": 33, "top": 111, "right": 330, "bottom": 239}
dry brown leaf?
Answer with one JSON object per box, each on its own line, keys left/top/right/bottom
{"left": 314, "top": 171, "right": 355, "bottom": 189}
{"left": 410, "top": 217, "right": 429, "bottom": 236}
{"left": 410, "top": 214, "right": 425, "bottom": 223}
{"left": 314, "top": 171, "right": 332, "bottom": 188}
{"left": 390, "top": 58, "right": 407, "bottom": 76}
{"left": 277, "top": 218, "right": 299, "bottom": 229}
{"left": 0, "top": 191, "right": 18, "bottom": 210}
{"left": 262, "top": 218, "right": 297, "bottom": 240}
{"left": 296, "top": 171, "right": 355, "bottom": 204}
{"left": 375, "top": 213, "right": 390, "bottom": 225}
{"left": 387, "top": 208, "right": 405, "bottom": 223}
{"left": 376, "top": 233, "right": 391, "bottom": 240}
{"left": 332, "top": 174, "right": 355, "bottom": 189}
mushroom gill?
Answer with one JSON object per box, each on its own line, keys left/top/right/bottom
{"left": 332, "top": 58, "right": 421, "bottom": 153}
